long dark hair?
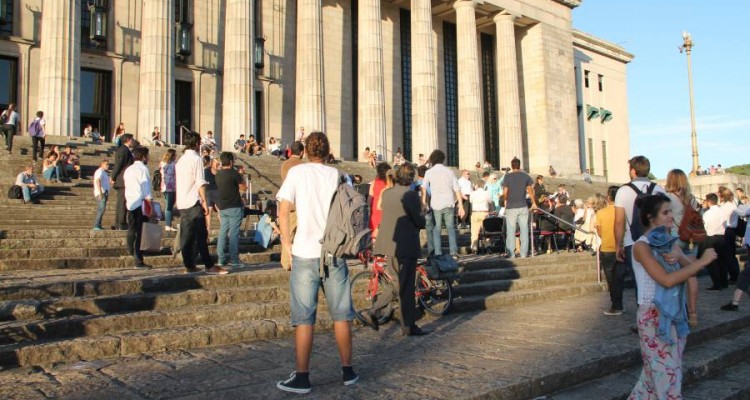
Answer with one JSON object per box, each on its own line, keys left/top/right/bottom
{"left": 636, "top": 194, "right": 671, "bottom": 228}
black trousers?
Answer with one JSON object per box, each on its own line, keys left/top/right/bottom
{"left": 115, "top": 188, "right": 128, "bottom": 228}
{"left": 32, "top": 136, "right": 45, "bottom": 161}
{"left": 601, "top": 251, "right": 626, "bottom": 310}
{"left": 725, "top": 227, "right": 740, "bottom": 281}
{"left": 700, "top": 235, "right": 730, "bottom": 288}
{"left": 179, "top": 203, "right": 214, "bottom": 269}
{"left": 3, "top": 124, "right": 16, "bottom": 152}
{"left": 127, "top": 206, "right": 145, "bottom": 266}
{"left": 370, "top": 256, "right": 418, "bottom": 330}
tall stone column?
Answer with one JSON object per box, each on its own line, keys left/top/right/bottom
{"left": 410, "top": 0, "right": 439, "bottom": 157}
{"left": 357, "top": 0, "right": 387, "bottom": 161}
{"left": 139, "top": 0, "right": 175, "bottom": 144}
{"left": 494, "top": 12, "right": 523, "bottom": 169}
{"left": 454, "top": 0, "right": 484, "bottom": 169}
{"left": 222, "top": 0, "right": 254, "bottom": 150}
{"left": 295, "top": 0, "right": 325, "bottom": 132}
{"left": 38, "top": 1, "right": 81, "bottom": 137}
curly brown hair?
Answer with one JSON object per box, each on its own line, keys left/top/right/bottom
{"left": 304, "top": 131, "right": 330, "bottom": 161}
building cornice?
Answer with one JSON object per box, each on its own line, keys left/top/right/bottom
{"left": 573, "top": 29, "right": 635, "bottom": 64}
{"left": 551, "top": 0, "right": 582, "bottom": 9}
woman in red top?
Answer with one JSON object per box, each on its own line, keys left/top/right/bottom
{"left": 369, "top": 162, "right": 392, "bottom": 241}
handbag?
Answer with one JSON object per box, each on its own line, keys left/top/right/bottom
{"left": 140, "top": 221, "right": 163, "bottom": 252}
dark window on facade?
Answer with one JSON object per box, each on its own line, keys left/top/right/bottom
{"left": 598, "top": 74, "right": 603, "bottom": 92}
{"left": 400, "top": 8, "right": 412, "bottom": 161}
{"left": 587, "top": 137, "right": 594, "bottom": 175}
{"left": 443, "top": 22, "right": 459, "bottom": 167}
{"left": 0, "top": 56, "right": 17, "bottom": 110}
{"left": 351, "top": 0, "right": 358, "bottom": 157}
{"left": 80, "top": 68, "right": 112, "bottom": 140}
{"left": 175, "top": 80, "right": 193, "bottom": 145}
{"left": 584, "top": 70, "right": 589, "bottom": 88}
{"left": 175, "top": 0, "right": 190, "bottom": 23}
{"left": 0, "top": 0, "right": 14, "bottom": 36}
{"left": 601, "top": 140, "right": 608, "bottom": 179}
{"left": 480, "top": 33, "right": 499, "bottom": 169}
{"left": 255, "top": 90, "right": 262, "bottom": 143}
{"left": 81, "top": 1, "right": 107, "bottom": 51}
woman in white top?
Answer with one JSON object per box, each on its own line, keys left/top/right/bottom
{"left": 160, "top": 149, "right": 177, "bottom": 231}
{"left": 664, "top": 168, "right": 700, "bottom": 326}
{"left": 629, "top": 194, "right": 716, "bottom": 400}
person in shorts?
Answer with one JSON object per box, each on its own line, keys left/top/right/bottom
{"left": 275, "top": 131, "right": 358, "bottom": 394}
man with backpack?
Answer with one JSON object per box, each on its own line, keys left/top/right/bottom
{"left": 275, "top": 132, "right": 359, "bottom": 394}
{"left": 28, "top": 111, "right": 46, "bottom": 162}
{"left": 614, "top": 156, "right": 665, "bottom": 300}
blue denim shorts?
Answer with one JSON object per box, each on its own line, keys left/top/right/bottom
{"left": 290, "top": 256, "right": 355, "bottom": 326}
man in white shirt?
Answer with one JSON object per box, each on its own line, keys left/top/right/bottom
{"left": 28, "top": 111, "right": 46, "bottom": 162}
{"left": 15, "top": 164, "right": 44, "bottom": 204}
{"left": 202, "top": 131, "right": 217, "bottom": 154}
{"left": 421, "top": 150, "right": 465, "bottom": 260}
{"left": 614, "top": 156, "right": 666, "bottom": 298}
{"left": 718, "top": 186, "right": 740, "bottom": 283}
{"left": 701, "top": 193, "right": 731, "bottom": 290}
{"left": 176, "top": 131, "right": 226, "bottom": 275}
{"left": 469, "top": 180, "right": 493, "bottom": 253}
{"left": 123, "top": 147, "right": 153, "bottom": 269}
{"left": 92, "top": 159, "right": 110, "bottom": 231}
{"left": 276, "top": 132, "right": 358, "bottom": 394}
{"left": 457, "top": 170, "right": 473, "bottom": 229}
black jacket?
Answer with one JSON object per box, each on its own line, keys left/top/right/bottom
{"left": 111, "top": 145, "right": 134, "bottom": 189}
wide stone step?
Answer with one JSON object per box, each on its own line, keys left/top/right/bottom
{"left": 547, "top": 322, "right": 750, "bottom": 400}
{"left": 0, "top": 316, "right": 328, "bottom": 368}
{"left": 453, "top": 272, "right": 598, "bottom": 297}
{"left": 682, "top": 359, "right": 750, "bottom": 400}
{"left": 0, "top": 235, "right": 259, "bottom": 250}
{"left": 457, "top": 261, "right": 596, "bottom": 284}
{"left": 0, "top": 250, "right": 277, "bottom": 271}
{"left": 0, "top": 242, "right": 266, "bottom": 260}
{"left": 453, "top": 281, "right": 606, "bottom": 312}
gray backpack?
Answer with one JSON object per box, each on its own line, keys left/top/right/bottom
{"left": 319, "top": 176, "right": 371, "bottom": 273}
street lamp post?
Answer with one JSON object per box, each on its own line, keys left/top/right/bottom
{"left": 680, "top": 31, "right": 700, "bottom": 176}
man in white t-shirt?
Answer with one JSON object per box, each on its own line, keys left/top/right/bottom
{"left": 469, "top": 180, "right": 493, "bottom": 252}
{"left": 275, "top": 132, "right": 358, "bottom": 394}
{"left": 614, "top": 156, "right": 665, "bottom": 300}
{"left": 92, "top": 159, "right": 110, "bottom": 231}
{"left": 457, "top": 170, "right": 473, "bottom": 228}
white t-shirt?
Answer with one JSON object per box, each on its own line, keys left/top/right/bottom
{"left": 632, "top": 236, "right": 657, "bottom": 305}
{"left": 175, "top": 150, "right": 208, "bottom": 209}
{"left": 469, "top": 188, "right": 492, "bottom": 212}
{"left": 614, "top": 179, "right": 665, "bottom": 247}
{"left": 124, "top": 161, "right": 152, "bottom": 211}
{"left": 93, "top": 168, "right": 111, "bottom": 197}
{"left": 458, "top": 176, "right": 473, "bottom": 197}
{"left": 276, "top": 162, "right": 339, "bottom": 258}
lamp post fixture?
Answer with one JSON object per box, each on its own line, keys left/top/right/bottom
{"left": 680, "top": 31, "right": 700, "bottom": 176}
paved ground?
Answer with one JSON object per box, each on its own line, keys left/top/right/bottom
{"left": 1, "top": 275, "right": 747, "bottom": 400}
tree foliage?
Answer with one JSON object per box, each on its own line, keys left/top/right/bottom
{"left": 726, "top": 164, "right": 750, "bottom": 176}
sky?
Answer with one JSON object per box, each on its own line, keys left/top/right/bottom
{"left": 572, "top": 1, "right": 750, "bottom": 179}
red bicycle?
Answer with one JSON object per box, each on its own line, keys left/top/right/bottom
{"left": 350, "top": 250, "right": 454, "bottom": 326}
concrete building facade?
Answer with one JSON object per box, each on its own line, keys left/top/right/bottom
{"left": 0, "top": 0, "right": 632, "bottom": 181}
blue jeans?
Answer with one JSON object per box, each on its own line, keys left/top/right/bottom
{"left": 505, "top": 207, "right": 530, "bottom": 258}
{"left": 217, "top": 207, "right": 243, "bottom": 264}
{"left": 163, "top": 191, "right": 175, "bottom": 227}
{"left": 94, "top": 192, "right": 108, "bottom": 228}
{"left": 43, "top": 166, "right": 61, "bottom": 181}
{"left": 424, "top": 210, "right": 435, "bottom": 255}
{"left": 289, "top": 256, "right": 354, "bottom": 326}
{"left": 21, "top": 185, "right": 44, "bottom": 202}
{"left": 433, "top": 207, "right": 457, "bottom": 256}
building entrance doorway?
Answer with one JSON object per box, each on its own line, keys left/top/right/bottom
{"left": 175, "top": 80, "right": 193, "bottom": 144}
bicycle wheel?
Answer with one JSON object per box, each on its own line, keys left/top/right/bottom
{"left": 350, "top": 271, "right": 394, "bottom": 325}
{"left": 415, "top": 268, "right": 453, "bottom": 316}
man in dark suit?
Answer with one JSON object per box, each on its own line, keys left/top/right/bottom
{"left": 364, "top": 163, "right": 429, "bottom": 336}
{"left": 111, "top": 133, "right": 135, "bottom": 230}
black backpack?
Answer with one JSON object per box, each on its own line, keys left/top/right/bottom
{"left": 626, "top": 182, "right": 656, "bottom": 241}
{"left": 7, "top": 185, "right": 22, "bottom": 199}
{"left": 152, "top": 168, "right": 162, "bottom": 193}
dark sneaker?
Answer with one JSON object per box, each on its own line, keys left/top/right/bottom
{"left": 720, "top": 302, "right": 739, "bottom": 311}
{"left": 134, "top": 263, "right": 152, "bottom": 270}
{"left": 402, "top": 325, "right": 430, "bottom": 336}
{"left": 603, "top": 308, "right": 624, "bottom": 316}
{"left": 342, "top": 368, "right": 359, "bottom": 386}
{"left": 184, "top": 266, "right": 201, "bottom": 274}
{"left": 276, "top": 371, "right": 311, "bottom": 394}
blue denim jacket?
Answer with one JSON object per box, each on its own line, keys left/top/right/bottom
{"left": 647, "top": 226, "right": 690, "bottom": 344}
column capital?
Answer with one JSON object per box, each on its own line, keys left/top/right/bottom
{"left": 493, "top": 11, "right": 519, "bottom": 23}
{"left": 453, "top": 0, "right": 478, "bottom": 11}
